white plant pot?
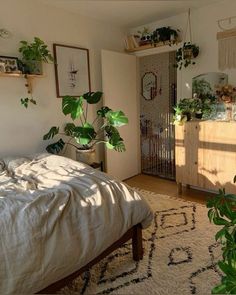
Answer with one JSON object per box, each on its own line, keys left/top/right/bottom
{"left": 76, "top": 148, "right": 96, "bottom": 165}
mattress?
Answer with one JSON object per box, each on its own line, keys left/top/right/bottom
{"left": 0, "top": 153, "right": 153, "bottom": 294}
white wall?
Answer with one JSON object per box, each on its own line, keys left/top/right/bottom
{"left": 130, "top": 0, "right": 236, "bottom": 100}
{"left": 0, "top": 0, "right": 125, "bottom": 159}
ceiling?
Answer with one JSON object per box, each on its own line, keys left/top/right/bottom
{"left": 38, "top": 0, "right": 222, "bottom": 28}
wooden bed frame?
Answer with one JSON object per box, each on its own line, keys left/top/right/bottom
{"left": 37, "top": 223, "right": 143, "bottom": 294}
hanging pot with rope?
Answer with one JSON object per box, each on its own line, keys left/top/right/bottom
{"left": 175, "top": 9, "right": 200, "bottom": 70}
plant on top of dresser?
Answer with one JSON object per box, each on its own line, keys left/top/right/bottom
{"left": 43, "top": 92, "right": 128, "bottom": 164}
{"left": 173, "top": 98, "right": 195, "bottom": 125}
{"left": 175, "top": 42, "right": 199, "bottom": 70}
{"left": 173, "top": 96, "right": 215, "bottom": 125}
{"left": 207, "top": 180, "right": 236, "bottom": 294}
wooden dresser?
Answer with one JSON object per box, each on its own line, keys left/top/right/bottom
{"left": 175, "top": 121, "right": 236, "bottom": 194}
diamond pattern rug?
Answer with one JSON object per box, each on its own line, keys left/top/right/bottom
{"left": 59, "top": 189, "right": 222, "bottom": 295}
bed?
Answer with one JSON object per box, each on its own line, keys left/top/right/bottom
{"left": 0, "top": 153, "right": 153, "bottom": 294}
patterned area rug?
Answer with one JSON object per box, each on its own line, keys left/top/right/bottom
{"left": 59, "top": 189, "right": 222, "bottom": 295}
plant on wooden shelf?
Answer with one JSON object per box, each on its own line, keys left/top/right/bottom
{"left": 152, "top": 27, "right": 179, "bottom": 46}
{"left": 18, "top": 37, "right": 54, "bottom": 108}
{"left": 207, "top": 179, "right": 236, "bottom": 294}
{"left": 137, "top": 27, "right": 152, "bottom": 46}
{"left": 175, "top": 42, "right": 199, "bottom": 70}
{"left": 18, "top": 37, "right": 53, "bottom": 74}
{"left": 43, "top": 92, "right": 128, "bottom": 164}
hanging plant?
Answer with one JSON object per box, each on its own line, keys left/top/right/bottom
{"left": 175, "top": 42, "right": 199, "bottom": 70}
{"left": 175, "top": 9, "right": 200, "bottom": 70}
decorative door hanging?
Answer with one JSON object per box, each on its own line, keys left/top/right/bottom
{"left": 217, "top": 16, "right": 236, "bottom": 70}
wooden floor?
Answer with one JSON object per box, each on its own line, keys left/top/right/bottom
{"left": 125, "top": 174, "right": 216, "bottom": 205}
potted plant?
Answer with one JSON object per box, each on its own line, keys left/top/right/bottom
{"left": 43, "top": 91, "right": 128, "bottom": 165}
{"left": 207, "top": 179, "right": 236, "bottom": 294}
{"left": 137, "top": 27, "right": 152, "bottom": 46}
{"left": 173, "top": 98, "right": 193, "bottom": 125}
{"left": 152, "top": 27, "right": 179, "bottom": 46}
{"left": 18, "top": 37, "right": 54, "bottom": 75}
{"left": 175, "top": 42, "right": 199, "bottom": 70}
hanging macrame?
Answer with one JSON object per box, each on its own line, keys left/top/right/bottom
{"left": 217, "top": 16, "right": 236, "bottom": 70}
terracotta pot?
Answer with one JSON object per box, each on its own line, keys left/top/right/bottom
{"left": 76, "top": 148, "right": 95, "bottom": 165}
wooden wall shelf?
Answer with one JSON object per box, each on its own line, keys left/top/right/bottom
{"left": 125, "top": 40, "right": 181, "bottom": 53}
{"left": 0, "top": 72, "right": 44, "bottom": 94}
{"left": 0, "top": 72, "right": 44, "bottom": 78}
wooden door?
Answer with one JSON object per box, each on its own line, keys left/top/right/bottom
{"left": 101, "top": 50, "right": 140, "bottom": 180}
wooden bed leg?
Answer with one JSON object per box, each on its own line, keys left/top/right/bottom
{"left": 132, "top": 224, "right": 143, "bottom": 261}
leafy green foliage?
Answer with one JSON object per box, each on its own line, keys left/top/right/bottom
{"left": 207, "top": 182, "right": 236, "bottom": 294}
{"left": 20, "top": 97, "right": 37, "bottom": 108}
{"left": 152, "top": 26, "right": 179, "bottom": 45}
{"left": 62, "top": 96, "right": 83, "bottom": 120}
{"left": 43, "top": 126, "right": 59, "bottom": 140}
{"left": 173, "top": 96, "right": 216, "bottom": 125}
{"left": 74, "top": 123, "right": 96, "bottom": 145}
{"left": 64, "top": 123, "right": 76, "bottom": 136}
{"left": 105, "top": 111, "right": 128, "bottom": 127}
{"left": 105, "top": 125, "right": 126, "bottom": 152}
{"left": 97, "top": 106, "right": 112, "bottom": 118}
{"left": 83, "top": 92, "right": 103, "bottom": 104}
{"left": 19, "top": 37, "right": 54, "bottom": 63}
{"left": 46, "top": 139, "right": 65, "bottom": 154}
{"left": 175, "top": 42, "right": 199, "bottom": 70}
{"left": 43, "top": 92, "right": 128, "bottom": 154}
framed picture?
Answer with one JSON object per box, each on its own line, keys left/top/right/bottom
{"left": 53, "top": 44, "right": 91, "bottom": 97}
{"left": 0, "top": 56, "right": 19, "bottom": 73}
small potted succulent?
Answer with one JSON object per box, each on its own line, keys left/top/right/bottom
{"left": 137, "top": 27, "right": 152, "bottom": 46}
{"left": 18, "top": 37, "right": 54, "bottom": 75}
{"left": 175, "top": 42, "right": 199, "bottom": 70}
{"left": 43, "top": 91, "right": 128, "bottom": 165}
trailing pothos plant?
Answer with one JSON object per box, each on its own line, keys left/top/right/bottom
{"left": 18, "top": 37, "right": 54, "bottom": 108}
{"left": 207, "top": 177, "right": 236, "bottom": 294}
{"left": 175, "top": 42, "right": 199, "bottom": 70}
{"left": 43, "top": 91, "right": 128, "bottom": 154}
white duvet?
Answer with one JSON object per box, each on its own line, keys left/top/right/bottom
{"left": 0, "top": 154, "right": 153, "bottom": 294}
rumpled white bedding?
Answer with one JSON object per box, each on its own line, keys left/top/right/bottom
{"left": 0, "top": 153, "right": 153, "bottom": 294}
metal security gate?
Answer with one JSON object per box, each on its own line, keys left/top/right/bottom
{"left": 140, "top": 52, "right": 176, "bottom": 180}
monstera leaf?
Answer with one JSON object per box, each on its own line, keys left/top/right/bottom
{"left": 105, "top": 110, "right": 128, "bottom": 127}
{"left": 74, "top": 123, "right": 96, "bottom": 145}
{"left": 83, "top": 92, "right": 103, "bottom": 104}
{"left": 62, "top": 96, "right": 83, "bottom": 120}
{"left": 105, "top": 125, "right": 126, "bottom": 152}
{"left": 43, "top": 126, "right": 59, "bottom": 140}
{"left": 97, "top": 106, "right": 112, "bottom": 118}
{"left": 64, "top": 123, "right": 76, "bottom": 136}
{"left": 46, "top": 139, "right": 65, "bottom": 154}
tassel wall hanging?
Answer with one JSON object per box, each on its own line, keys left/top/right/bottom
{"left": 217, "top": 16, "right": 236, "bottom": 70}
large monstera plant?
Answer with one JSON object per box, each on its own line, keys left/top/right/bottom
{"left": 43, "top": 92, "right": 128, "bottom": 154}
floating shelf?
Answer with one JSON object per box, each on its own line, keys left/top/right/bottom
{"left": 125, "top": 40, "right": 182, "bottom": 54}
{"left": 0, "top": 72, "right": 44, "bottom": 78}
{"left": 0, "top": 72, "right": 44, "bottom": 94}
